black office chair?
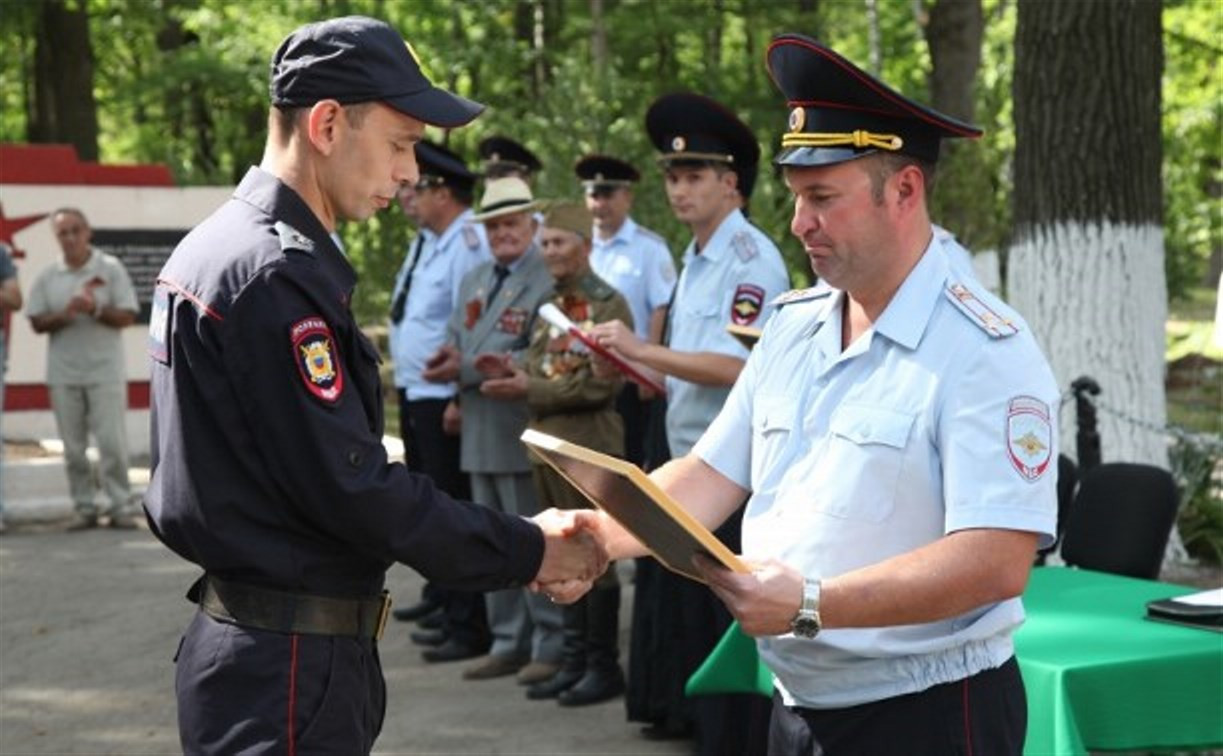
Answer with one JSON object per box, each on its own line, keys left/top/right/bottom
{"left": 1036, "top": 454, "right": 1078, "bottom": 565}
{"left": 1060, "top": 462, "right": 1179, "bottom": 580}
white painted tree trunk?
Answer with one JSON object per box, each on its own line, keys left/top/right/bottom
{"left": 1010, "top": 221, "right": 1188, "bottom": 564}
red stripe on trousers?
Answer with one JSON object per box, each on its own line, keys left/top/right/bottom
{"left": 288, "top": 634, "right": 299, "bottom": 756}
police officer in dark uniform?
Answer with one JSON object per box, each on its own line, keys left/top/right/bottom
{"left": 144, "top": 16, "right": 605, "bottom": 755}
{"left": 478, "top": 136, "right": 543, "bottom": 182}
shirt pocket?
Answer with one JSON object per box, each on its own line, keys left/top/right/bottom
{"left": 751, "top": 394, "right": 794, "bottom": 491}
{"left": 813, "top": 404, "right": 915, "bottom": 522}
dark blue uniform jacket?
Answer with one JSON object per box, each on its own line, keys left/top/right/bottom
{"left": 145, "top": 167, "right": 543, "bottom": 598}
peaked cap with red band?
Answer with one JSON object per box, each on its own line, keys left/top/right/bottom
{"left": 766, "top": 33, "right": 982, "bottom": 167}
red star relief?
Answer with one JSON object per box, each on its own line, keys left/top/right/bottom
{"left": 0, "top": 205, "right": 48, "bottom": 258}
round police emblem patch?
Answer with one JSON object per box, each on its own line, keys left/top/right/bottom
{"left": 1005, "top": 396, "right": 1052, "bottom": 481}
{"left": 788, "top": 106, "right": 805, "bottom": 133}
{"left": 290, "top": 316, "right": 343, "bottom": 403}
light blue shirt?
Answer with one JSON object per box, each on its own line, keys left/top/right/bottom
{"left": 389, "top": 209, "right": 491, "bottom": 398}
{"left": 666, "top": 208, "right": 789, "bottom": 457}
{"left": 590, "top": 217, "right": 676, "bottom": 340}
{"left": 694, "top": 239, "right": 1059, "bottom": 708}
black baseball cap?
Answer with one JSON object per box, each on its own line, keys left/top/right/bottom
{"left": 766, "top": 33, "right": 981, "bottom": 167}
{"left": 645, "top": 93, "right": 761, "bottom": 199}
{"left": 269, "top": 16, "right": 483, "bottom": 128}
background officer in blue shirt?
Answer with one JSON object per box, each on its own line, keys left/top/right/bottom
{"left": 585, "top": 35, "right": 1057, "bottom": 756}
{"left": 145, "top": 17, "right": 605, "bottom": 754}
{"left": 387, "top": 141, "right": 493, "bottom": 659}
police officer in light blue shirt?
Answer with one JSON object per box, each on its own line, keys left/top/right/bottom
{"left": 589, "top": 37, "right": 1058, "bottom": 756}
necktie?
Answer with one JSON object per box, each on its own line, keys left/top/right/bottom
{"left": 389, "top": 235, "right": 426, "bottom": 324}
{"left": 486, "top": 264, "right": 510, "bottom": 308}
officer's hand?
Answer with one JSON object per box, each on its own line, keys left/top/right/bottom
{"left": 480, "top": 368, "right": 528, "bottom": 400}
{"left": 532, "top": 509, "right": 609, "bottom": 587}
{"left": 422, "top": 344, "right": 460, "bottom": 382}
{"left": 473, "top": 352, "right": 514, "bottom": 378}
{"left": 694, "top": 554, "right": 804, "bottom": 637}
{"left": 531, "top": 578, "right": 594, "bottom": 605}
{"left": 589, "top": 351, "right": 617, "bottom": 380}
{"left": 590, "top": 319, "right": 645, "bottom": 361}
{"left": 441, "top": 400, "right": 461, "bottom": 436}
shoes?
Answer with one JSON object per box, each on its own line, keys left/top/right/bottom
{"left": 461, "top": 653, "right": 528, "bottom": 680}
{"left": 516, "top": 661, "right": 560, "bottom": 686}
{"left": 392, "top": 599, "right": 440, "bottom": 623}
{"left": 639, "top": 722, "right": 693, "bottom": 741}
{"left": 409, "top": 629, "right": 447, "bottom": 647}
{"left": 421, "top": 638, "right": 485, "bottom": 664}
{"left": 416, "top": 608, "right": 445, "bottom": 630}
{"left": 525, "top": 665, "right": 583, "bottom": 700}
{"left": 67, "top": 513, "right": 99, "bottom": 531}
{"left": 108, "top": 513, "right": 139, "bottom": 530}
{"left": 558, "top": 664, "right": 625, "bottom": 706}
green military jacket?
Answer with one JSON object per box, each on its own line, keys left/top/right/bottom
{"left": 525, "top": 269, "right": 633, "bottom": 462}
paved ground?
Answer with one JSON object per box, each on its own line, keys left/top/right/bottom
{"left": 0, "top": 521, "right": 689, "bottom": 756}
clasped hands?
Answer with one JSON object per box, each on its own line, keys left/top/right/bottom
{"left": 529, "top": 509, "right": 609, "bottom": 604}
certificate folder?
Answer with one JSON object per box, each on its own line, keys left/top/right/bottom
{"left": 1145, "top": 588, "right": 1223, "bottom": 632}
{"left": 520, "top": 429, "right": 747, "bottom": 583}
{"left": 726, "top": 323, "right": 762, "bottom": 350}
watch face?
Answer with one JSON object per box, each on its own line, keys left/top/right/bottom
{"left": 791, "top": 615, "right": 820, "bottom": 639}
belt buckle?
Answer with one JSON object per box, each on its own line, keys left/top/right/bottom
{"left": 374, "top": 591, "right": 392, "bottom": 641}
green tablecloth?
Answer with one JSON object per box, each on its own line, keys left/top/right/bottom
{"left": 687, "top": 567, "right": 1223, "bottom": 755}
{"left": 1017, "top": 566, "right": 1222, "bottom": 756}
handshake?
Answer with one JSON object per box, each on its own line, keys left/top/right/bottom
{"left": 528, "top": 509, "right": 610, "bottom": 604}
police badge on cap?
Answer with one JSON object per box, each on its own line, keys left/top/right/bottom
{"left": 766, "top": 33, "right": 982, "bottom": 167}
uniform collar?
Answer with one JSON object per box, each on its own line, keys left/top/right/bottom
{"left": 234, "top": 167, "right": 355, "bottom": 291}
{"left": 684, "top": 207, "right": 746, "bottom": 263}
{"left": 595, "top": 216, "right": 637, "bottom": 249}
{"left": 434, "top": 207, "right": 475, "bottom": 251}
{"left": 501, "top": 243, "right": 537, "bottom": 274}
{"left": 57, "top": 246, "right": 99, "bottom": 273}
{"left": 871, "top": 234, "right": 946, "bottom": 350}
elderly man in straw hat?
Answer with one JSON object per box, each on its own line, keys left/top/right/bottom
{"left": 423, "top": 177, "right": 563, "bottom": 683}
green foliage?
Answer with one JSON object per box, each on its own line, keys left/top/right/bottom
{"left": 1170, "top": 432, "right": 1223, "bottom": 565}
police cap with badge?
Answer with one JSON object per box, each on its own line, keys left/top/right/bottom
{"left": 478, "top": 136, "right": 543, "bottom": 180}
{"left": 574, "top": 155, "right": 640, "bottom": 198}
{"left": 269, "top": 15, "right": 483, "bottom": 128}
{"left": 415, "top": 140, "right": 479, "bottom": 194}
{"left": 765, "top": 33, "right": 981, "bottom": 169}
{"left": 645, "top": 93, "right": 761, "bottom": 198}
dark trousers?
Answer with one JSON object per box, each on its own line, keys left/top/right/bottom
{"left": 767, "top": 657, "right": 1027, "bottom": 756}
{"left": 398, "top": 393, "right": 488, "bottom": 646}
{"left": 175, "top": 612, "right": 385, "bottom": 755}
{"left": 614, "top": 384, "right": 650, "bottom": 467}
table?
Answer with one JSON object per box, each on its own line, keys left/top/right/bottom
{"left": 1017, "top": 566, "right": 1222, "bottom": 756}
{"left": 686, "top": 567, "right": 1223, "bottom": 755}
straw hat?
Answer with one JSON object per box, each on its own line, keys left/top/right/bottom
{"left": 471, "top": 177, "right": 540, "bottom": 221}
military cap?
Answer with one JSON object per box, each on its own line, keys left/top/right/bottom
{"left": 766, "top": 33, "right": 981, "bottom": 167}
{"left": 477, "top": 136, "right": 543, "bottom": 178}
{"left": 269, "top": 16, "right": 482, "bottom": 128}
{"left": 471, "top": 177, "right": 540, "bottom": 222}
{"left": 645, "top": 93, "right": 761, "bottom": 199}
{"left": 541, "top": 201, "right": 593, "bottom": 239}
{"left": 415, "top": 141, "right": 478, "bottom": 193}
{"left": 574, "top": 155, "right": 640, "bottom": 194}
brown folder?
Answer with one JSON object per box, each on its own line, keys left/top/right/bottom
{"left": 726, "top": 323, "right": 762, "bottom": 350}
{"left": 521, "top": 429, "right": 748, "bottom": 583}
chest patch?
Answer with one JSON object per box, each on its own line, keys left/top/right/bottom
{"left": 731, "top": 283, "right": 765, "bottom": 326}
{"left": 1005, "top": 396, "right": 1052, "bottom": 481}
{"left": 291, "top": 316, "right": 343, "bottom": 403}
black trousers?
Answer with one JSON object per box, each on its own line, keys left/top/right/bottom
{"left": 398, "top": 393, "right": 487, "bottom": 646}
{"left": 767, "top": 657, "right": 1027, "bottom": 756}
{"left": 176, "top": 612, "right": 385, "bottom": 755}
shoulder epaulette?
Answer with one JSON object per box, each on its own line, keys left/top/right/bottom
{"left": 273, "top": 221, "right": 314, "bottom": 254}
{"left": 461, "top": 224, "right": 480, "bottom": 250}
{"left": 635, "top": 225, "right": 666, "bottom": 245}
{"left": 945, "top": 281, "right": 1019, "bottom": 338}
{"left": 731, "top": 231, "right": 759, "bottom": 262}
{"left": 580, "top": 273, "right": 616, "bottom": 301}
{"left": 770, "top": 286, "right": 831, "bottom": 307}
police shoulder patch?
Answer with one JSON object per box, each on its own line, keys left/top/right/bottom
{"left": 731, "top": 231, "right": 758, "bottom": 262}
{"left": 1006, "top": 396, "right": 1053, "bottom": 481}
{"left": 462, "top": 225, "right": 480, "bottom": 250}
{"left": 945, "top": 281, "right": 1018, "bottom": 338}
{"left": 770, "top": 286, "right": 831, "bottom": 308}
{"left": 290, "top": 316, "right": 343, "bottom": 403}
{"left": 274, "top": 221, "right": 315, "bottom": 254}
{"left": 731, "top": 283, "right": 766, "bottom": 326}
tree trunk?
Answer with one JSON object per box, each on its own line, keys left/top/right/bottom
{"left": 865, "top": 0, "right": 881, "bottom": 76}
{"left": 1010, "top": 0, "right": 1175, "bottom": 555}
{"left": 30, "top": 0, "right": 99, "bottom": 160}
{"left": 590, "top": 0, "right": 607, "bottom": 75}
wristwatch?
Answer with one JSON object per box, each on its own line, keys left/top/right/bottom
{"left": 790, "top": 578, "right": 822, "bottom": 639}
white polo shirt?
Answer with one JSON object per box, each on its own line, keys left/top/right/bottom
{"left": 694, "top": 239, "right": 1058, "bottom": 708}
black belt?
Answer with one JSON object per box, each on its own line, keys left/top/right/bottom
{"left": 189, "top": 576, "right": 391, "bottom": 641}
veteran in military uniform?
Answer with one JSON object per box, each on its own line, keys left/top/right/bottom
{"left": 480, "top": 201, "right": 634, "bottom": 706}
{"left": 423, "top": 177, "right": 564, "bottom": 684}
{"left": 144, "top": 18, "right": 604, "bottom": 755}
{"left": 587, "top": 35, "right": 1058, "bottom": 756}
